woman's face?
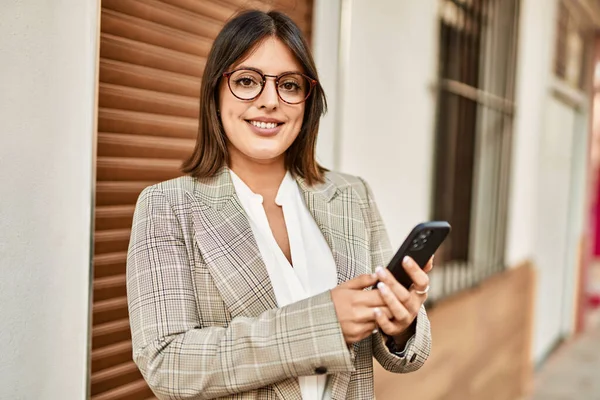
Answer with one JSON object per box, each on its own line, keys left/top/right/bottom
{"left": 219, "top": 38, "right": 306, "bottom": 167}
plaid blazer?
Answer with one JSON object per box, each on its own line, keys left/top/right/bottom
{"left": 127, "top": 167, "right": 431, "bottom": 400}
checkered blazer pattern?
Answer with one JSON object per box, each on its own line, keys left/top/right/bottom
{"left": 126, "top": 167, "right": 431, "bottom": 400}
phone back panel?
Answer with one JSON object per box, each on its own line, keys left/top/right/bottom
{"left": 387, "top": 221, "right": 451, "bottom": 289}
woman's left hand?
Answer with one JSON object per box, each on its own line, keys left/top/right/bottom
{"left": 372, "top": 256, "right": 433, "bottom": 339}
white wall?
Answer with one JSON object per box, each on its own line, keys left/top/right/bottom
{"left": 313, "top": 0, "right": 341, "bottom": 169}
{"left": 505, "top": 0, "right": 557, "bottom": 268}
{"left": 507, "top": 0, "right": 589, "bottom": 363}
{"left": 335, "top": 0, "right": 439, "bottom": 245}
{"left": 0, "top": 1, "right": 99, "bottom": 398}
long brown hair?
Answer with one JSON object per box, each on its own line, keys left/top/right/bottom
{"left": 181, "top": 9, "right": 328, "bottom": 185}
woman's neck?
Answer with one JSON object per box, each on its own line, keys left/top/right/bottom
{"left": 229, "top": 153, "right": 287, "bottom": 198}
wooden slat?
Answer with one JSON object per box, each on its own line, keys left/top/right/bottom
{"left": 91, "top": 361, "right": 142, "bottom": 396}
{"left": 93, "top": 296, "right": 129, "bottom": 326}
{"left": 102, "top": 8, "right": 212, "bottom": 58}
{"left": 97, "top": 157, "right": 182, "bottom": 182}
{"left": 92, "top": 340, "right": 132, "bottom": 373}
{"left": 96, "top": 205, "right": 136, "bottom": 231}
{"left": 161, "top": 0, "right": 309, "bottom": 39}
{"left": 98, "top": 133, "right": 195, "bottom": 160}
{"left": 94, "top": 274, "right": 127, "bottom": 303}
{"left": 96, "top": 182, "right": 152, "bottom": 207}
{"left": 94, "top": 252, "right": 127, "bottom": 279}
{"left": 95, "top": 228, "right": 131, "bottom": 255}
{"left": 91, "top": 379, "right": 154, "bottom": 400}
{"left": 101, "top": 34, "right": 206, "bottom": 78}
{"left": 100, "top": 59, "right": 201, "bottom": 98}
{"left": 102, "top": 0, "right": 223, "bottom": 39}
{"left": 99, "top": 83, "right": 199, "bottom": 119}
{"left": 162, "top": 0, "right": 237, "bottom": 21}
{"left": 93, "top": 318, "right": 131, "bottom": 349}
{"left": 215, "top": 0, "right": 310, "bottom": 31}
{"left": 219, "top": 0, "right": 308, "bottom": 16}
{"left": 98, "top": 108, "right": 197, "bottom": 139}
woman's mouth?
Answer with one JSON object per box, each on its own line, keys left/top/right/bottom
{"left": 246, "top": 120, "right": 284, "bottom": 136}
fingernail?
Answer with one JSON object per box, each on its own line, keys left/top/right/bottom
{"left": 376, "top": 267, "right": 386, "bottom": 278}
{"left": 374, "top": 307, "right": 381, "bottom": 317}
{"left": 377, "top": 281, "right": 387, "bottom": 294}
{"left": 403, "top": 256, "right": 410, "bottom": 266}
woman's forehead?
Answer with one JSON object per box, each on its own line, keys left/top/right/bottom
{"left": 230, "top": 37, "right": 304, "bottom": 74}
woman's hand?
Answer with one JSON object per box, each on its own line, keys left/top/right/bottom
{"left": 372, "top": 256, "right": 433, "bottom": 341}
{"left": 330, "top": 274, "right": 394, "bottom": 345}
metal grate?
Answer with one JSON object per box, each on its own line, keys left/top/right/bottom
{"left": 428, "top": 0, "right": 520, "bottom": 304}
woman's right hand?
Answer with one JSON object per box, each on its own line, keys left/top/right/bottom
{"left": 330, "top": 274, "right": 391, "bottom": 344}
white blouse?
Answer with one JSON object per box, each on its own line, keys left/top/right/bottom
{"left": 229, "top": 170, "right": 339, "bottom": 400}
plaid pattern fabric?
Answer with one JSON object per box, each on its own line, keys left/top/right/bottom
{"left": 127, "top": 167, "right": 431, "bottom": 400}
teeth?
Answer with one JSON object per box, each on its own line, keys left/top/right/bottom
{"left": 250, "top": 121, "right": 278, "bottom": 129}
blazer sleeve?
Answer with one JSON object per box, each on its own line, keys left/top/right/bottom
{"left": 126, "top": 186, "right": 354, "bottom": 400}
{"left": 358, "top": 178, "right": 432, "bottom": 373}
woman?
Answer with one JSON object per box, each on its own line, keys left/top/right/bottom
{"left": 127, "top": 9, "right": 432, "bottom": 400}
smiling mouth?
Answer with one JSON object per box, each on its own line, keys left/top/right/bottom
{"left": 246, "top": 120, "right": 284, "bottom": 129}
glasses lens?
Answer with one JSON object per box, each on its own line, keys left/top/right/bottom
{"left": 229, "top": 69, "right": 263, "bottom": 100}
{"left": 277, "top": 73, "right": 311, "bottom": 104}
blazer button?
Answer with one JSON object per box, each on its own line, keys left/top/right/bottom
{"left": 314, "top": 366, "right": 328, "bottom": 375}
{"left": 410, "top": 353, "right": 417, "bottom": 363}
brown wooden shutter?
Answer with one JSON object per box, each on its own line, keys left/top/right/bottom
{"left": 92, "top": 1, "right": 314, "bottom": 399}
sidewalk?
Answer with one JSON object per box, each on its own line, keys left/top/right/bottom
{"left": 528, "top": 312, "right": 600, "bottom": 400}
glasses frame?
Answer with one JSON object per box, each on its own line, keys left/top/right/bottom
{"left": 222, "top": 67, "right": 318, "bottom": 105}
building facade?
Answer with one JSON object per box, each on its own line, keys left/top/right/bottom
{"left": 1, "top": 0, "right": 599, "bottom": 399}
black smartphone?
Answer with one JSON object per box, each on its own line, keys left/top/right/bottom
{"left": 378, "top": 221, "right": 451, "bottom": 289}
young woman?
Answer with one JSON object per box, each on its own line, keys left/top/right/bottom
{"left": 127, "top": 9, "right": 432, "bottom": 400}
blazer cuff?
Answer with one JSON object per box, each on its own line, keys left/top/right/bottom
{"left": 280, "top": 290, "right": 355, "bottom": 376}
{"left": 372, "top": 305, "right": 431, "bottom": 373}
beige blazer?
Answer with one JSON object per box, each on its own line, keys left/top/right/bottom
{"left": 126, "top": 167, "right": 431, "bottom": 400}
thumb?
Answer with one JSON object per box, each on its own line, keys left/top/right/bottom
{"left": 341, "top": 273, "right": 378, "bottom": 290}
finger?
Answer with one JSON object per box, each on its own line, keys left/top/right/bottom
{"left": 401, "top": 257, "right": 430, "bottom": 291}
{"left": 374, "top": 307, "right": 403, "bottom": 337}
{"left": 380, "top": 306, "right": 393, "bottom": 319}
{"left": 353, "top": 306, "right": 384, "bottom": 322}
{"left": 376, "top": 281, "right": 412, "bottom": 322}
{"left": 354, "top": 290, "right": 388, "bottom": 308}
{"left": 423, "top": 255, "right": 434, "bottom": 273}
{"left": 341, "top": 273, "right": 379, "bottom": 290}
{"left": 374, "top": 266, "right": 410, "bottom": 303}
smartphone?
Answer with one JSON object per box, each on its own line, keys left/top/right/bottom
{"left": 378, "top": 221, "right": 451, "bottom": 289}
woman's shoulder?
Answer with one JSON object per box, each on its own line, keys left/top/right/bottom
{"left": 323, "top": 170, "right": 372, "bottom": 200}
{"left": 136, "top": 175, "right": 215, "bottom": 207}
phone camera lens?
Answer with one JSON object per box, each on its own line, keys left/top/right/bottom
{"left": 418, "top": 231, "right": 431, "bottom": 240}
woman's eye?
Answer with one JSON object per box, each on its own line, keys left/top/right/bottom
{"left": 235, "top": 77, "right": 259, "bottom": 87}
{"left": 280, "top": 81, "right": 300, "bottom": 91}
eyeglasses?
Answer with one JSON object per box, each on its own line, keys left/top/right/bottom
{"left": 222, "top": 68, "right": 317, "bottom": 105}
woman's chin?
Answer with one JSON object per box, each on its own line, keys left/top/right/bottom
{"left": 236, "top": 147, "right": 286, "bottom": 164}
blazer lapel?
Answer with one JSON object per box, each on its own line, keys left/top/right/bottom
{"left": 297, "top": 175, "right": 371, "bottom": 400}
{"left": 190, "top": 167, "right": 278, "bottom": 318}
{"left": 296, "top": 175, "right": 370, "bottom": 287}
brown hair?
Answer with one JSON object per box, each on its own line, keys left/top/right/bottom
{"left": 181, "top": 9, "right": 328, "bottom": 185}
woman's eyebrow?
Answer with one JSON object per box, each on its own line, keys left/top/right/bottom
{"left": 234, "top": 65, "right": 304, "bottom": 75}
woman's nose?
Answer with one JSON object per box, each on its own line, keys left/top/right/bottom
{"left": 257, "top": 79, "right": 279, "bottom": 109}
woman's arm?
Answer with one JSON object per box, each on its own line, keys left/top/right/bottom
{"left": 358, "top": 178, "right": 432, "bottom": 373}
{"left": 127, "top": 186, "right": 354, "bottom": 400}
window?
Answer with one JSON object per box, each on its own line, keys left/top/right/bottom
{"left": 555, "top": 0, "right": 589, "bottom": 90}
{"left": 429, "top": 0, "right": 520, "bottom": 302}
